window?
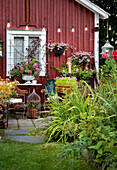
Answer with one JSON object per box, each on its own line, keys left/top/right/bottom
{"left": 6, "top": 30, "right": 46, "bottom": 76}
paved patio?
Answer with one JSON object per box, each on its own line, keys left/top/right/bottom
{"left": 1, "top": 115, "right": 53, "bottom": 143}
{"left": 6, "top": 117, "right": 47, "bottom": 130}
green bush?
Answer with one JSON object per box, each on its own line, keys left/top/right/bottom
{"left": 32, "top": 58, "right": 117, "bottom": 169}
{"left": 55, "top": 77, "right": 76, "bottom": 86}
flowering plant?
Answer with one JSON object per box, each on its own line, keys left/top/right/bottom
{"left": 113, "top": 50, "right": 117, "bottom": 60}
{"left": 21, "top": 59, "right": 41, "bottom": 76}
{"left": 70, "top": 51, "right": 94, "bottom": 66}
{"left": 0, "top": 77, "right": 18, "bottom": 103}
{"left": 102, "top": 50, "right": 117, "bottom": 60}
{"left": 69, "top": 51, "right": 95, "bottom": 79}
{"left": 46, "top": 42, "right": 73, "bottom": 55}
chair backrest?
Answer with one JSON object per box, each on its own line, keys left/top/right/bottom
{"left": 44, "top": 78, "right": 56, "bottom": 96}
{"left": 15, "top": 86, "right": 28, "bottom": 103}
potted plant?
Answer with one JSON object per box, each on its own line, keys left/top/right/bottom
{"left": 55, "top": 77, "right": 77, "bottom": 93}
{"left": 9, "top": 39, "right": 42, "bottom": 83}
{"left": 21, "top": 59, "right": 41, "bottom": 84}
{"left": 28, "top": 102, "right": 39, "bottom": 117}
{"left": 46, "top": 42, "right": 74, "bottom": 57}
{"left": 9, "top": 64, "right": 24, "bottom": 83}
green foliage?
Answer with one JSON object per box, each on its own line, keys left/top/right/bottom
{"left": 32, "top": 58, "right": 117, "bottom": 169}
{"left": 99, "top": 57, "right": 117, "bottom": 78}
{"left": 55, "top": 77, "right": 76, "bottom": 86}
{"left": 27, "top": 102, "right": 39, "bottom": 109}
{"left": 10, "top": 64, "right": 22, "bottom": 77}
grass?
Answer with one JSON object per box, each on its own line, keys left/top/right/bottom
{"left": 0, "top": 139, "right": 95, "bottom": 170}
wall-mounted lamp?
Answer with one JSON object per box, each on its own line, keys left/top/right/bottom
{"left": 42, "top": 25, "right": 46, "bottom": 32}
{"left": 72, "top": 26, "right": 75, "bottom": 32}
{"left": 94, "top": 23, "right": 99, "bottom": 32}
{"left": 57, "top": 26, "right": 61, "bottom": 32}
{"left": 85, "top": 25, "right": 88, "bottom": 31}
{"left": 0, "top": 40, "right": 4, "bottom": 57}
{"left": 25, "top": 23, "right": 29, "bottom": 30}
{"left": 7, "top": 20, "right": 11, "bottom": 28}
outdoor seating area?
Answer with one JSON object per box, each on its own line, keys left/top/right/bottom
{"left": 0, "top": 0, "right": 117, "bottom": 169}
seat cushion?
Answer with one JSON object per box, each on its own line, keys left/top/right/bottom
{"left": 9, "top": 98, "right": 23, "bottom": 104}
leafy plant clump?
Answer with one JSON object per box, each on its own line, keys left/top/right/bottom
{"left": 32, "top": 64, "right": 117, "bottom": 169}
{"left": 55, "top": 77, "right": 77, "bottom": 86}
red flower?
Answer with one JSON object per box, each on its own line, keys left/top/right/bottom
{"left": 113, "top": 50, "right": 117, "bottom": 60}
{"left": 102, "top": 53, "right": 108, "bottom": 59}
{"left": 107, "top": 139, "right": 110, "bottom": 143}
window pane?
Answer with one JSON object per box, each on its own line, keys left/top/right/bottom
{"left": 14, "top": 37, "right": 24, "bottom": 64}
{"left": 28, "top": 37, "right": 40, "bottom": 62}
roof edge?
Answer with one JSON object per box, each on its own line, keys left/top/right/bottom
{"left": 75, "top": 0, "right": 110, "bottom": 19}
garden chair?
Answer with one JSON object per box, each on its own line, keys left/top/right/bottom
{"left": 9, "top": 86, "right": 28, "bottom": 118}
{"left": 41, "top": 78, "right": 57, "bottom": 111}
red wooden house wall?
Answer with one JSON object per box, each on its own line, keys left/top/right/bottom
{"left": 0, "top": 0, "right": 94, "bottom": 98}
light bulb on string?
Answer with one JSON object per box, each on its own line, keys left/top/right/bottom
{"left": 111, "top": 37, "right": 114, "bottom": 42}
{"left": 85, "top": 25, "right": 88, "bottom": 31}
{"left": 109, "top": 25, "right": 111, "bottom": 31}
{"left": 42, "top": 25, "right": 46, "bottom": 32}
{"left": 25, "top": 23, "right": 29, "bottom": 30}
{"left": 72, "top": 26, "right": 75, "bottom": 32}
{"left": 7, "top": 20, "right": 11, "bottom": 28}
{"left": 57, "top": 26, "right": 61, "bottom": 32}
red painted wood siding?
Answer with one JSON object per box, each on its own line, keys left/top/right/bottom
{"left": 0, "top": 0, "right": 94, "bottom": 96}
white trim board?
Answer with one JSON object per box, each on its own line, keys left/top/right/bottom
{"left": 75, "top": 0, "right": 110, "bottom": 19}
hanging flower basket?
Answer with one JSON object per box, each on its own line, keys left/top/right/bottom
{"left": 53, "top": 46, "right": 64, "bottom": 57}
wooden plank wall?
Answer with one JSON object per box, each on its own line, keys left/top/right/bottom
{"left": 0, "top": 0, "right": 94, "bottom": 97}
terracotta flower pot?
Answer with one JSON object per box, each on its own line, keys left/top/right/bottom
{"left": 29, "top": 109, "right": 38, "bottom": 117}
{"left": 56, "top": 85, "right": 72, "bottom": 93}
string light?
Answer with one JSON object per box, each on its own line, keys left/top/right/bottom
{"left": 111, "top": 37, "right": 114, "bottom": 42}
{"left": 109, "top": 25, "right": 111, "bottom": 31}
{"left": 42, "top": 25, "right": 46, "bottom": 32}
{"left": 25, "top": 23, "right": 29, "bottom": 30}
{"left": 71, "top": 26, "right": 75, "bottom": 32}
{"left": 85, "top": 25, "right": 88, "bottom": 31}
{"left": 57, "top": 26, "right": 61, "bottom": 32}
{"left": 7, "top": 20, "right": 11, "bottom": 28}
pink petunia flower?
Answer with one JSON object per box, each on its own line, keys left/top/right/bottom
{"left": 21, "top": 67, "right": 24, "bottom": 71}
{"left": 25, "top": 62, "right": 28, "bottom": 65}
{"left": 29, "top": 61, "right": 33, "bottom": 64}
{"left": 33, "top": 64, "right": 37, "bottom": 68}
{"left": 35, "top": 69, "right": 40, "bottom": 73}
{"left": 76, "top": 69, "right": 78, "bottom": 72}
{"left": 28, "top": 70, "right": 32, "bottom": 74}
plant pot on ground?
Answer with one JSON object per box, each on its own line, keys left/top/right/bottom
{"left": 29, "top": 108, "right": 38, "bottom": 117}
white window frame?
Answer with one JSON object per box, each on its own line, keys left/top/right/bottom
{"left": 6, "top": 29, "right": 46, "bottom": 76}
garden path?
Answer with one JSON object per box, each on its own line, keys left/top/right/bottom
{"left": 2, "top": 116, "right": 53, "bottom": 143}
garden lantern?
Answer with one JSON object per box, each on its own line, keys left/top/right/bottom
{"left": 101, "top": 40, "right": 114, "bottom": 57}
{"left": 101, "top": 20, "right": 114, "bottom": 57}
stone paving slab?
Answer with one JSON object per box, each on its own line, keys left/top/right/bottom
{"left": 7, "top": 119, "right": 18, "bottom": 129}
{"left": 5, "top": 129, "right": 30, "bottom": 135}
{"left": 4, "top": 135, "right": 44, "bottom": 143}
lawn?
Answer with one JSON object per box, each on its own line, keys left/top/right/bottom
{"left": 0, "top": 140, "right": 95, "bottom": 170}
